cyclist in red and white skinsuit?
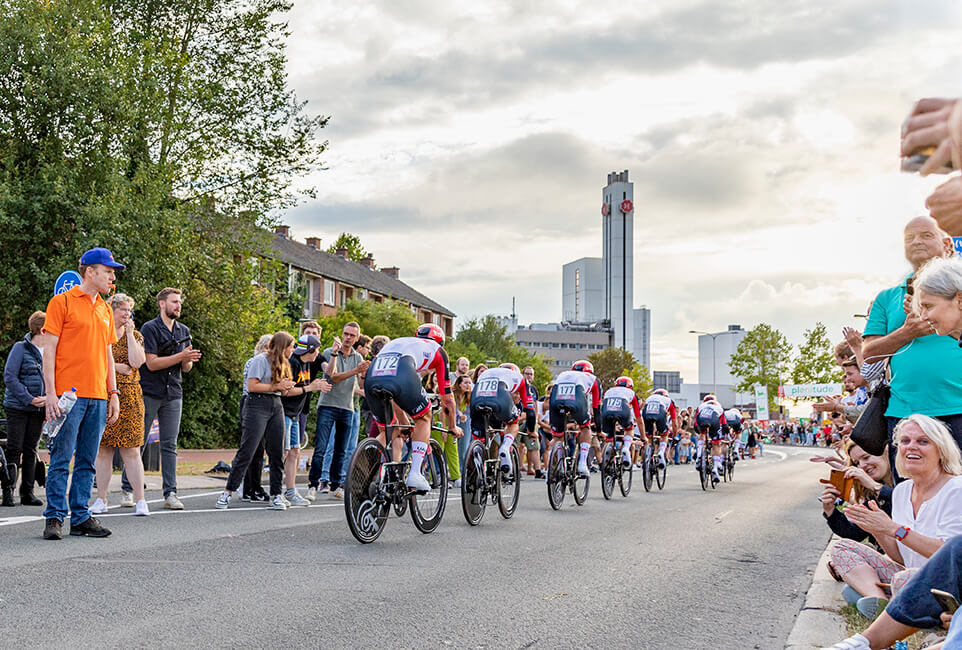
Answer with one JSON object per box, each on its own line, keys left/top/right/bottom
{"left": 642, "top": 388, "right": 678, "bottom": 469}
{"left": 695, "top": 395, "right": 727, "bottom": 483}
{"left": 363, "top": 324, "right": 462, "bottom": 492}
{"left": 548, "top": 360, "right": 602, "bottom": 477}
{"left": 600, "top": 376, "right": 642, "bottom": 468}
{"left": 470, "top": 362, "right": 535, "bottom": 471}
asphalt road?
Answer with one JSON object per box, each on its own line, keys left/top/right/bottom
{"left": 0, "top": 446, "right": 832, "bottom": 649}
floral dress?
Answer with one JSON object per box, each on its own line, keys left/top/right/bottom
{"left": 101, "top": 330, "right": 145, "bottom": 448}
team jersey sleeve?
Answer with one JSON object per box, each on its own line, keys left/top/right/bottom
{"left": 631, "top": 396, "right": 642, "bottom": 419}
{"left": 720, "top": 412, "right": 727, "bottom": 425}
{"left": 433, "top": 347, "right": 452, "bottom": 395}
{"left": 519, "top": 379, "right": 534, "bottom": 411}
{"left": 668, "top": 402, "right": 677, "bottom": 421}
{"left": 590, "top": 380, "right": 601, "bottom": 408}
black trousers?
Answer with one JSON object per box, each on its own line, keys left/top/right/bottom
{"left": 4, "top": 408, "right": 43, "bottom": 493}
{"left": 238, "top": 396, "right": 265, "bottom": 494}
{"left": 226, "top": 394, "right": 284, "bottom": 495}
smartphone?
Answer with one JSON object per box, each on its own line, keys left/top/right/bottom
{"left": 901, "top": 146, "right": 954, "bottom": 173}
{"left": 829, "top": 469, "right": 855, "bottom": 502}
{"left": 931, "top": 588, "right": 960, "bottom": 614}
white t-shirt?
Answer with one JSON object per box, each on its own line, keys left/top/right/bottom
{"left": 892, "top": 475, "right": 962, "bottom": 569}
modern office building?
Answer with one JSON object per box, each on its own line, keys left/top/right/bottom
{"left": 653, "top": 370, "right": 682, "bottom": 394}
{"left": 515, "top": 323, "right": 612, "bottom": 376}
{"left": 562, "top": 258, "right": 605, "bottom": 323}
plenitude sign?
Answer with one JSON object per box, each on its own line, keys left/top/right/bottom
{"left": 778, "top": 383, "right": 844, "bottom": 399}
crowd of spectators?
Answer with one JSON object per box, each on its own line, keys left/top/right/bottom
{"left": 818, "top": 97, "right": 962, "bottom": 650}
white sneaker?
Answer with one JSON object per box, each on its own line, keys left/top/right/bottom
{"left": 281, "top": 494, "right": 291, "bottom": 507}
{"left": 305, "top": 487, "right": 317, "bottom": 501}
{"left": 452, "top": 479, "right": 462, "bottom": 488}
{"left": 287, "top": 492, "right": 310, "bottom": 507}
{"left": 164, "top": 494, "right": 185, "bottom": 510}
{"left": 820, "top": 634, "right": 871, "bottom": 650}
{"left": 120, "top": 491, "right": 134, "bottom": 507}
{"left": 134, "top": 499, "right": 150, "bottom": 516}
{"left": 405, "top": 472, "right": 431, "bottom": 493}
{"left": 270, "top": 495, "right": 287, "bottom": 510}
{"left": 331, "top": 487, "right": 344, "bottom": 500}
{"left": 215, "top": 492, "right": 230, "bottom": 509}
{"left": 89, "top": 498, "right": 108, "bottom": 514}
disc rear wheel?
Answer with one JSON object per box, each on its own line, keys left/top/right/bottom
{"left": 344, "top": 438, "right": 390, "bottom": 544}
{"left": 642, "top": 444, "right": 654, "bottom": 492}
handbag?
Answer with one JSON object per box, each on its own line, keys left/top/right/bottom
{"left": 850, "top": 382, "right": 890, "bottom": 456}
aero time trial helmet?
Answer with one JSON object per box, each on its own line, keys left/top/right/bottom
{"left": 614, "top": 376, "right": 634, "bottom": 390}
{"left": 652, "top": 388, "right": 669, "bottom": 397}
{"left": 703, "top": 394, "right": 717, "bottom": 403}
{"left": 572, "top": 360, "right": 594, "bottom": 374}
{"left": 416, "top": 323, "right": 445, "bottom": 346}
{"left": 499, "top": 362, "right": 520, "bottom": 373}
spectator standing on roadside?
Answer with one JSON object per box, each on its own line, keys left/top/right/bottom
{"left": 241, "top": 334, "right": 272, "bottom": 502}
{"left": 360, "top": 335, "right": 390, "bottom": 439}
{"left": 862, "top": 216, "right": 962, "bottom": 480}
{"left": 90, "top": 294, "right": 150, "bottom": 516}
{"left": 306, "top": 321, "right": 369, "bottom": 500}
{"left": 216, "top": 331, "right": 295, "bottom": 510}
{"left": 2, "top": 310, "right": 49, "bottom": 507}
{"left": 344, "top": 334, "right": 371, "bottom": 470}
{"left": 41, "top": 248, "right": 124, "bottom": 539}
{"left": 521, "top": 366, "right": 542, "bottom": 477}
{"left": 121, "top": 288, "right": 201, "bottom": 510}
{"left": 452, "top": 374, "right": 473, "bottom": 465}
{"left": 280, "top": 335, "right": 330, "bottom": 506}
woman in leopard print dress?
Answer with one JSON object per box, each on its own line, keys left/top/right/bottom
{"left": 90, "top": 294, "right": 150, "bottom": 516}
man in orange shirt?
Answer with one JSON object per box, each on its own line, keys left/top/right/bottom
{"left": 41, "top": 248, "right": 123, "bottom": 540}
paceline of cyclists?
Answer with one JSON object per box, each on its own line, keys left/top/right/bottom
{"left": 308, "top": 323, "right": 751, "bottom": 543}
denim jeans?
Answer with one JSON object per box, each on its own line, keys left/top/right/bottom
{"left": 456, "top": 410, "right": 472, "bottom": 466}
{"left": 345, "top": 409, "right": 360, "bottom": 463}
{"left": 226, "top": 394, "right": 284, "bottom": 495}
{"left": 43, "top": 398, "right": 106, "bottom": 526}
{"left": 886, "top": 535, "right": 962, "bottom": 629}
{"left": 309, "top": 406, "right": 353, "bottom": 488}
{"left": 121, "top": 395, "right": 182, "bottom": 497}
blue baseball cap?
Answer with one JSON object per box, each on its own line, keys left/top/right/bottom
{"left": 80, "top": 247, "right": 125, "bottom": 270}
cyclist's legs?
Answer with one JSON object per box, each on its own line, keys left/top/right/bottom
{"left": 576, "top": 425, "right": 592, "bottom": 475}
{"left": 499, "top": 420, "right": 520, "bottom": 467}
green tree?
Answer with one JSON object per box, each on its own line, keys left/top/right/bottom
{"left": 0, "top": 0, "right": 327, "bottom": 445}
{"left": 791, "top": 322, "right": 842, "bottom": 385}
{"left": 326, "top": 233, "right": 372, "bottom": 265}
{"left": 586, "top": 347, "right": 650, "bottom": 393}
{"left": 728, "top": 324, "right": 793, "bottom": 414}
{"left": 453, "top": 316, "right": 552, "bottom": 392}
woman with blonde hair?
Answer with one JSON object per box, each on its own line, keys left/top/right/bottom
{"left": 89, "top": 294, "right": 149, "bottom": 516}
{"left": 827, "top": 414, "right": 962, "bottom": 622}
{"left": 216, "top": 331, "right": 295, "bottom": 510}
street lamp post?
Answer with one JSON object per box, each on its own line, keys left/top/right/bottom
{"left": 689, "top": 330, "right": 722, "bottom": 399}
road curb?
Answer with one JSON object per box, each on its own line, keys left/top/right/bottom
{"left": 785, "top": 536, "right": 848, "bottom": 649}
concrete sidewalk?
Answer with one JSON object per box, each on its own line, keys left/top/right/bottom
{"left": 785, "top": 537, "right": 847, "bottom": 649}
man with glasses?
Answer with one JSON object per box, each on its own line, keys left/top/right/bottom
{"left": 306, "top": 322, "right": 370, "bottom": 500}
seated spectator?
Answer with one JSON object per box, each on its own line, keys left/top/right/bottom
{"left": 823, "top": 535, "right": 962, "bottom": 650}
{"left": 828, "top": 415, "right": 962, "bottom": 620}
{"left": 821, "top": 441, "right": 894, "bottom": 546}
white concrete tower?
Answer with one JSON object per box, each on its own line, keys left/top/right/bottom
{"left": 602, "top": 170, "right": 634, "bottom": 352}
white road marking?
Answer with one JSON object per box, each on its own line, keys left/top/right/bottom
{"left": 763, "top": 449, "right": 788, "bottom": 460}
{"left": 714, "top": 509, "right": 733, "bottom": 522}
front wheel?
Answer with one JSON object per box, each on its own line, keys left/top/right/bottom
{"left": 656, "top": 451, "right": 667, "bottom": 490}
{"left": 546, "top": 442, "right": 566, "bottom": 511}
{"left": 600, "top": 442, "right": 615, "bottom": 500}
{"left": 572, "top": 449, "right": 589, "bottom": 506}
{"left": 642, "top": 444, "right": 654, "bottom": 492}
{"left": 497, "top": 446, "right": 521, "bottom": 519}
{"left": 698, "top": 453, "right": 709, "bottom": 491}
{"left": 344, "top": 438, "right": 390, "bottom": 544}
{"left": 461, "top": 440, "right": 487, "bottom": 526}
{"left": 410, "top": 439, "right": 448, "bottom": 533}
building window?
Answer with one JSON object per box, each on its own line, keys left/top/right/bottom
{"left": 323, "top": 279, "right": 335, "bottom": 306}
{"left": 574, "top": 268, "right": 581, "bottom": 318}
{"left": 410, "top": 304, "right": 417, "bottom": 314}
{"left": 339, "top": 287, "right": 346, "bottom": 306}
{"left": 358, "top": 288, "right": 368, "bottom": 301}
{"left": 432, "top": 314, "right": 441, "bottom": 325}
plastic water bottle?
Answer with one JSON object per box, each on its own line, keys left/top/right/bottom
{"left": 41, "top": 388, "right": 78, "bottom": 444}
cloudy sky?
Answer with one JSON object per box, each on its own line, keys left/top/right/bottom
{"left": 280, "top": 0, "right": 962, "bottom": 381}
